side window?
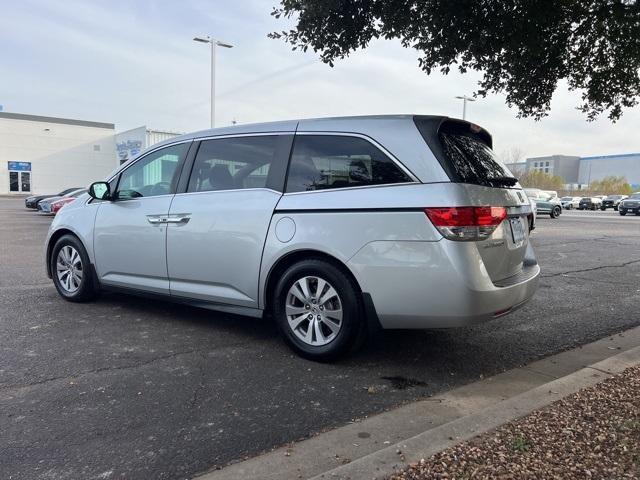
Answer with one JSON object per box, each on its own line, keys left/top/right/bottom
{"left": 187, "top": 136, "right": 282, "bottom": 193}
{"left": 285, "top": 135, "right": 411, "bottom": 193}
{"left": 116, "top": 143, "right": 187, "bottom": 199}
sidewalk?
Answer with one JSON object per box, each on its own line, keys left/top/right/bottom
{"left": 196, "top": 327, "right": 640, "bottom": 480}
{"left": 391, "top": 364, "right": 640, "bottom": 479}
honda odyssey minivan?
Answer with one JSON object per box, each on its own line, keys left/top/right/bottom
{"left": 46, "top": 115, "right": 539, "bottom": 360}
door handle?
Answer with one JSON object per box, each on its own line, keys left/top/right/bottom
{"left": 146, "top": 214, "right": 191, "bottom": 224}
{"left": 147, "top": 215, "right": 166, "bottom": 224}
{"left": 165, "top": 215, "right": 190, "bottom": 224}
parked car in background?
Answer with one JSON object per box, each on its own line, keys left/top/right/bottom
{"left": 44, "top": 115, "right": 539, "bottom": 360}
{"left": 25, "top": 188, "right": 82, "bottom": 209}
{"left": 542, "top": 190, "right": 558, "bottom": 199}
{"left": 578, "top": 197, "right": 603, "bottom": 210}
{"left": 38, "top": 189, "right": 86, "bottom": 214}
{"left": 524, "top": 188, "right": 562, "bottom": 218}
{"left": 50, "top": 191, "right": 88, "bottom": 214}
{"left": 618, "top": 193, "right": 640, "bottom": 216}
{"left": 601, "top": 195, "right": 627, "bottom": 211}
{"left": 560, "top": 196, "right": 581, "bottom": 210}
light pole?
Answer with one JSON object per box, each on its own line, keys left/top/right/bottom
{"left": 193, "top": 35, "right": 233, "bottom": 128}
{"left": 454, "top": 95, "right": 476, "bottom": 120}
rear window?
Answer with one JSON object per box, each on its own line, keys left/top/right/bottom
{"left": 415, "top": 117, "right": 517, "bottom": 188}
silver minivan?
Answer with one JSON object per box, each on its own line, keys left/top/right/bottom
{"left": 46, "top": 115, "right": 539, "bottom": 360}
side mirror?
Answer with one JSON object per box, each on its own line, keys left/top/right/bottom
{"left": 89, "top": 181, "right": 111, "bottom": 200}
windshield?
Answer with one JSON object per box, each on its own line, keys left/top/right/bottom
{"left": 629, "top": 194, "right": 640, "bottom": 199}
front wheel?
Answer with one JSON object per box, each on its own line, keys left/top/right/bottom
{"left": 273, "top": 259, "right": 363, "bottom": 361}
{"left": 51, "top": 234, "right": 98, "bottom": 302}
{"left": 550, "top": 206, "right": 561, "bottom": 218}
{"left": 600, "top": 207, "right": 606, "bottom": 211}
{"left": 620, "top": 210, "right": 627, "bottom": 216}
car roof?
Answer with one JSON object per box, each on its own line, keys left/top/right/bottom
{"left": 149, "top": 114, "right": 453, "bottom": 148}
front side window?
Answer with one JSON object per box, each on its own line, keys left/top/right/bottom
{"left": 187, "top": 136, "right": 283, "bottom": 193}
{"left": 285, "top": 135, "right": 411, "bottom": 193}
{"left": 116, "top": 143, "right": 187, "bottom": 199}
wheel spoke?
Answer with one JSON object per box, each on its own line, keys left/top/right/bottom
{"left": 314, "top": 278, "right": 327, "bottom": 299}
{"left": 321, "top": 317, "right": 341, "bottom": 334}
{"left": 324, "top": 307, "right": 342, "bottom": 322}
{"left": 304, "top": 319, "right": 314, "bottom": 343}
{"left": 314, "top": 319, "right": 325, "bottom": 343}
{"left": 289, "top": 284, "right": 307, "bottom": 304}
{"left": 319, "top": 287, "right": 338, "bottom": 306}
{"left": 286, "top": 305, "right": 308, "bottom": 316}
{"left": 296, "top": 277, "right": 311, "bottom": 299}
{"left": 288, "top": 313, "right": 308, "bottom": 330}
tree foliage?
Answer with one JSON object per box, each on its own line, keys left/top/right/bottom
{"left": 270, "top": 0, "right": 640, "bottom": 121}
{"left": 518, "top": 170, "right": 565, "bottom": 190}
{"left": 588, "top": 175, "right": 633, "bottom": 195}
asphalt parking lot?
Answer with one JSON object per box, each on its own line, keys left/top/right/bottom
{"left": 1, "top": 197, "right": 639, "bottom": 480}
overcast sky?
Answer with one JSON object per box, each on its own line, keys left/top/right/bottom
{"left": 2, "top": 0, "right": 639, "bottom": 159}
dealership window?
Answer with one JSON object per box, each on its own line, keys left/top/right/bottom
{"left": 545, "top": 167, "right": 549, "bottom": 173}
{"left": 285, "top": 135, "right": 411, "bottom": 193}
{"left": 187, "top": 136, "right": 284, "bottom": 192}
{"left": 116, "top": 143, "right": 187, "bottom": 199}
{"left": 533, "top": 162, "right": 538, "bottom": 168}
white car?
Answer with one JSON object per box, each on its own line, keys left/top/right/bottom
{"left": 560, "top": 196, "right": 581, "bottom": 210}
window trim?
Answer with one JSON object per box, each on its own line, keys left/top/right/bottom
{"left": 177, "top": 133, "right": 295, "bottom": 195}
{"left": 283, "top": 131, "right": 419, "bottom": 195}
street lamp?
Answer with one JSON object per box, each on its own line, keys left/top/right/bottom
{"left": 454, "top": 95, "right": 476, "bottom": 120}
{"left": 193, "top": 35, "right": 233, "bottom": 128}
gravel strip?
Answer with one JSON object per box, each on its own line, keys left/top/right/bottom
{"left": 390, "top": 365, "right": 640, "bottom": 480}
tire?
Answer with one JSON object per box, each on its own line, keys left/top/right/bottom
{"left": 50, "top": 234, "right": 98, "bottom": 302}
{"left": 620, "top": 210, "right": 627, "bottom": 216}
{"left": 550, "top": 206, "right": 561, "bottom": 218}
{"left": 273, "top": 259, "right": 363, "bottom": 361}
{"left": 600, "top": 207, "right": 606, "bottom": 211}
{"left": 614, "top": 206, "right": 618, "bottom": 211}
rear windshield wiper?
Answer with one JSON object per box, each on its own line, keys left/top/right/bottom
{"left": 487, "top": 176, "right": 518, "bottom": 187}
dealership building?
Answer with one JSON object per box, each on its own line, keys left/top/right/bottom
{"left": 0, "top": 111, "right": 180, "bottom": 195}
{"left": 506, "top": 152, "right": 640, "bottom": 189}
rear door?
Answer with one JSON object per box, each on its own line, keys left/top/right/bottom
{"left": 166, "top": 134, "right": 293, "bottom": 307}
{"left": 415, "top": 117, "right": 532, "bottom": 282}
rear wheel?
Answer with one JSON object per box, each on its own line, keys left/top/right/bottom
{"left": 273, "top": 259, "right": 363, "bottom": 361}
{"left": 550, "top": 206, "right": 561, "bottom": 218}
{"left": 51, "top": 234, "right": 98, "bottom": 302}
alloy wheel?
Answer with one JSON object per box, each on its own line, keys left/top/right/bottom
{"left": 285, "top": 276, "right": 343, "bottom": 346}
{"left": 56, "top": 245, "right": 83, "bottom": 293}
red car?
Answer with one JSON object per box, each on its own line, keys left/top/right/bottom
{"left": 51, "top": 196, "right": 78, "bottom": 214}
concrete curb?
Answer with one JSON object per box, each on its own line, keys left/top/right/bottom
{"left": 311, "top": 345, "right": 640, "bottom": 480}
{"left": 195, "top": 327, "right": 640, "bottom": 480}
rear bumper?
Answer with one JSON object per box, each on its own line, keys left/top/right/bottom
{"left": 348, "top": 240, "right": 539, "bottom": 329}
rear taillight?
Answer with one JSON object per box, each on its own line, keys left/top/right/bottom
{"left": 425, "top": 206, "right": 507, "bottom": 241}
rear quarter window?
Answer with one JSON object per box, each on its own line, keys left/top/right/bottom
{"left": 285, "top": 135, "right": 412, "bottom": 193}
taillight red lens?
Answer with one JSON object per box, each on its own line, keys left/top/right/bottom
{"left": 424, "top": 207, "right": 507, "bottom": 227}
{"left": 424, "top": 206, "right": 508, "bottom": 241}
